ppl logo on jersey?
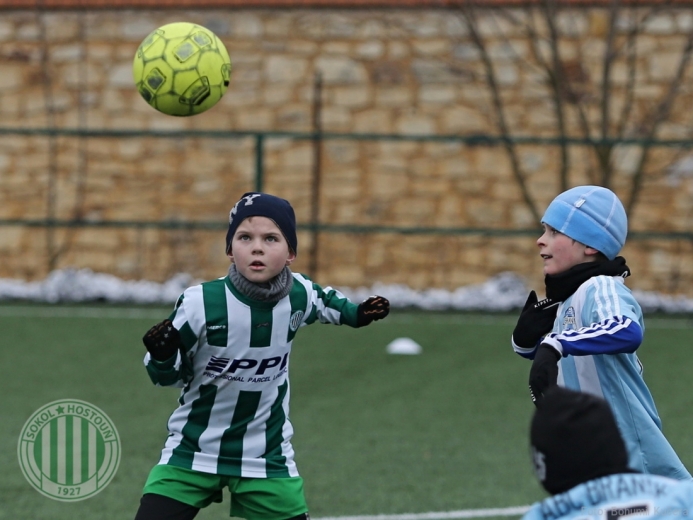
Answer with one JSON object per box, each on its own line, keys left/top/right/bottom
{"left": 205, "top": 356, "right": 230, "bottom": 374}
{"left": 204, "top": 354, "right": 289, "bottom": 376}
{"left": 563, "top": 306, "right": 576, "bottom": 329}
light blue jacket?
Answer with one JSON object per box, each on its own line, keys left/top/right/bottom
{"left": 523, "top": 473, "right": 693, "bottom": 520}
{"left": 514, "top": 275, "right": 690, "bottom": 480}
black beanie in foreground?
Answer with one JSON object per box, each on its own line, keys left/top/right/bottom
{"left": 530, "top": 386, "right": 631, "bottom": 495}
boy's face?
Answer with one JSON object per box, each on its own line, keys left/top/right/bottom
{"left": 228, "top": 216, "right": 296, "bottom": 283}
{"left": 537, "top": 224, "right": 599, "bottom": 276}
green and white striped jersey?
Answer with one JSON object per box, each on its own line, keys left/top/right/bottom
{"left": 143, "top": 272, "right": 361, "bottom": 478}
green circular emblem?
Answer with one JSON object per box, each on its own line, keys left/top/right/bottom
{"left": 17, "top": 399, "right": 121, "bottom": 502}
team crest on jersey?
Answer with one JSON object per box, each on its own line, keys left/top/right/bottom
{"left": 289, "top": 311, "right": 304, "bottom": 332}
{"left": 563, "top": 306, "right": 576, "bottom": 329}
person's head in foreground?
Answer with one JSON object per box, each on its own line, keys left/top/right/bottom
{"left": 538, "top": 185, "right": 627, "bottom": 276}
{"left": 225, "top": 192, "right": 297, "bottom": 284}
{"left": 530, "top": 386, "right": 632, "bottom": 495}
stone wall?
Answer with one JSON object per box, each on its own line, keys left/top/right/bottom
{"left": 0, "top": 7, "right": 692, "bottom": 294}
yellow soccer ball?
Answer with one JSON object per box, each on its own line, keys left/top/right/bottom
{"left": 133, "top": 22, "right": 231, "bottom": 116}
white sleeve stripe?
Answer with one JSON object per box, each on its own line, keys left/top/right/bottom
{"left": 593, "top": 276, "right": 622, "bottom": 323}
{"left": 512, "top": 338, "right": 536, "bottom": 355}
{"left": 592, "top": 277, "right": 602, "bottom": 321}
{"left": 316, "top": 300, "right": 342, "bottom": 323}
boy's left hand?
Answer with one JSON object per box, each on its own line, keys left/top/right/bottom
{"left": 357, "top": 295, "right": 390, "bottom": 326}
{"left": 529, "top": 343, "right": 561, "bottom": 406}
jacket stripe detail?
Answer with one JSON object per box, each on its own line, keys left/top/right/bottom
{"left": 556, "top": 316, "right": 642, "bottom": 356}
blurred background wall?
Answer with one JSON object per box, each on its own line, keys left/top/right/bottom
{"left": 0, "top": 0, "right": 692, "bottom": 294}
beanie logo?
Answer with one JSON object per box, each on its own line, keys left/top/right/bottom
{"left": 531, "top": 446, "right": 547, "bottom": 481}
{"left": 574, "top": 198, "right": 586, "bottom": 208}
{"left": 289, "top": 311, "right": 304, "bottom": 332}
{"left": 229, "top": 194, "right": 262, "bottom": 226}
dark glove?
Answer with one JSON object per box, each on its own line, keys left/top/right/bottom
{"left": 512, "top": 290, "right": 559, "bottom": 350}
{"left": 528, "top": 343, "right": 561, "bottom": 407}
{"left": 357, "top": 296, "right": 390, "bottom": 327}
{"left": 143, "top": 319, "right": 183, "bottom": 361}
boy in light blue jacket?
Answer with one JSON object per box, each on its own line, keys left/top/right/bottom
{"left": 512, "top": 185, "right": 690, "bottom": 480}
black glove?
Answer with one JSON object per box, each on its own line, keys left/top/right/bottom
{"left": 143, "top": 319, "right": 183, "bottom": 361}
{"left": 512, "top": 290, "right": 559, "bottom": 350}
{"left": 357, "top": 296, "right": 390, "bottom": 327}
{"left": 528, "top": 343, "right": 561, "bottom": 407}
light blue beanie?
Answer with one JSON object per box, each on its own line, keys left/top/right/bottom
{"left": 541, "top": 186, "right": 627, "bottom": 260}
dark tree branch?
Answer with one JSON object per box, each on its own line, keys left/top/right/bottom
{"left": 626, "top": 26, "right": 693, "bottom": 215}
{"left": 540, "top": 0, "right": 570, "bottom": 192}
{"left": 459, "top": 3, "right": 541, "bottom": 223}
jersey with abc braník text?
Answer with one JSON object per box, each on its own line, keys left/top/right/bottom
{"left": 513, "top": 275, "right": 690, "bottom": 480}
{"left": 522, "top": 473, "right": 693, "bottom": 520}
{"left": 143, "top": 273, "right": 360, "bottom": 478}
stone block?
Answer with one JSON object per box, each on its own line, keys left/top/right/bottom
{"left": 276, "top": 104, "right": 310, "bottom": 129}
{"left": 355, "top": 40, "right": 384, "bottom": 60}
{"left": 644, "top": 14, "right": 676, "bottom": 35}
{"left": 412, "top": 39, "right": 450, "bottom": 56}
{"left": 419, "top": 85, "right": 456, "bottom": 104}
{"left": 369, "top": 171, "right": 407, "bottom": 197}
{"left": 676, "top": 11, "right": 693, "bottom": 32}
{"left": 649, "top": 52, "right": 683, "bottom": 80}
{"left": 395, "top": 113, "right": 436, "bottom": 135}
{"left": 0, "top": 20, "right": 13, "bottom": 41}
{"left": 357, "top": 20, "right": 386, "bottom": 39}
{"left": 325, "top": 142, "right": 360, "bottom": 165}
{"left": 265, "top": 16, "right": 292, "bottom": 38}
{"left": 441, "top": 157, "right": 469, "bottom": 178}
{"left": 321, "top": 107, "right": 352, "bottom": 129}
{"left": 554, "top": 11, "right": 588, "bottom": 36}
{"left": 315, "top": 57, "right": 368, "bottom": 85}
{"left": 0, "top": 65, "right": 22, "bottom": 89}
{"left": 286, "top": 40, "right": 318, "bottom": 55}
{"left": 445, "top": 16, "right": 468, "bottom": 38}
{"left": 17, "top": 22, "right": 40, "bottom": 41}
{"left": 264, "top": 56, "right": 309, "bottom": 84}
{"left": 0, "top": 227, "right": 23, "bottom": 252}
{"left": 332, "top": 86, "right": 372, "bottom": 108}
{"left": 230, "top": 14, "right": 263, "bottom": 38}
{"left": 387, "top": 41, "right": 409, "bottom": 59}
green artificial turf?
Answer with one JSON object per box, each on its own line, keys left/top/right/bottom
{"left": 0, "top": 306, "right": 691, "bottom": 519}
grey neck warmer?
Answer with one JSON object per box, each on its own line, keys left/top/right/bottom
{"left": 228, "top": 263, "right": 293, "bottom": 302}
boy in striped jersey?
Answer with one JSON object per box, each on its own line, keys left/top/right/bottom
{"left": 511, "top": 185, "right": 690, "bottom": 480}
{"left": 134, "top": 192, "right": 390, "bottom": 520}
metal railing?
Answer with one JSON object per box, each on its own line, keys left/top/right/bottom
{"left": 1, "top": 126, "right": 692, "bottom": 241}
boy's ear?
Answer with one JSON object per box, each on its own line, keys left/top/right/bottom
{"left": 585, "top": 246, "right": 600, "bottom": 257}
{"left": 286, "top": 250, "right": 296, "bottom": 266}
{"left": 227, "top": 252, "right": 234, "bottom": 263}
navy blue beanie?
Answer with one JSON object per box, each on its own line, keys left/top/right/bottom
{"left": 225, "top": 192, "right": 297, "bottom": 255}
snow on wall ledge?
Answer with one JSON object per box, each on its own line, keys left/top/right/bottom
{"left": 0, "top": 268, "right": 692, "bottom": 314}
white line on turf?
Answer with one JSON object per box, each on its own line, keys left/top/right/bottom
{"left": 313, "top": 506, "right": 532, "bottom": 520}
